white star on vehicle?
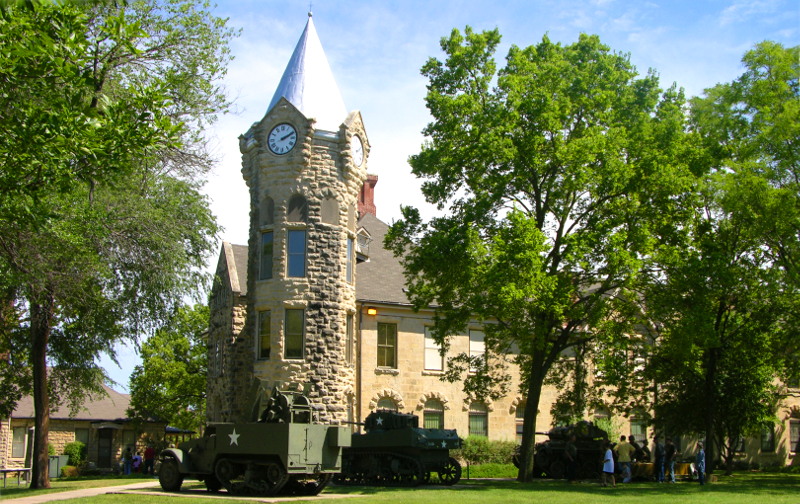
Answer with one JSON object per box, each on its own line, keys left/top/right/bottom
{"left": 229, "top": 429, "right": 240, "bottom": 446}
{"left": 441, "top": 441, "right": 447, "bottom": 448}
{"left": 376, "top": 417, "right": 383, "bottom": 426}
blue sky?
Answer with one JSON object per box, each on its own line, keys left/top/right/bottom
{"left": 101, "top": 0, "right": 798, "bottom": 391}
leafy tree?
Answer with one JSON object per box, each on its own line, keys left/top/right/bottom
{"left": 641, "top": 41, "right": 799, "bottom": 475}
{"left": 0, "top": 0, "right": 234, "bottom": 488}
{"left": 128, "top": 304, "right": 209, "bottom": 432}
{"left": 385, "top": 28, "right": 697, "bottom": 481}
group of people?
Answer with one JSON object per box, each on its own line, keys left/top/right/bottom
{"left": 121, "top": 445, "right": 156, "bottom": 475}
{"left": 601, "top": 435, "right": 705, "bottom": 487}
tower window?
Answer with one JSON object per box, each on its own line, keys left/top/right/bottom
{"left": 284, "top": 309, "right": 305, "bottom": 359}
{"left": 346, "top": 237, "right": 354, "bottom": 283}
{"left": 260, "top": 231, "right": 273, "bottom": 280}
{"left": 258, "top": 310, "right": 271, "bottom": 359}
{"left": 287, "top": 230, "right": 306, "bottom": 277}
{"left": 346, "top": 313, "right": 354, "bottom": 365}
{"left": 377, "top": 322, "right": 397, "bottom": 368}
{"left": 287, "top": 194, "right": 308, "bottom": 222}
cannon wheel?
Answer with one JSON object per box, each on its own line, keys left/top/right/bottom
{"left": 158, "top": 456, "right": 184, "bottom": 492}
{"left": 438, "top": 457, "right": 462, "bottom": 486}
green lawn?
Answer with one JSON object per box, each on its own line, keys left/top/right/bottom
{"left": 2, "top": 473, "right": 797, "bottom": 504}
{"left": 0, "top": 474, "right": 155, "bottom": 500}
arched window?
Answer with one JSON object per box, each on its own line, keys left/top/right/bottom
{"left": 287, "top": 194, "right": 308, "bottom": 222}
{"left": 376, "top": 398, "right": 398, "bottom": 411}
{"left": 321, "top": 196, "right": 339, "bottom": 225}
{"left": 261, "top": 196, "right": 274, "bottom": 225}
{"left": 469, "top": 402, "right": 488, "bottom": 437}
{"left": 423, "top": 399, "right": 444, "bottom": 429}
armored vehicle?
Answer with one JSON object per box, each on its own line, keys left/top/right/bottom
{"left": 158, "top": 383, "right": 351, "bottom": 496}
{"left": 513, "top": 420, "right": 608, "bottom": 479}
{"left": 335, "top": 409, "right": 463, "bottom": 486}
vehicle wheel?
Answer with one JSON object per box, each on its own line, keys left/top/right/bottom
{"left": 549, "top": 460, "right": 565, "bottom": 480}
{"left": 158, "top": 457, "right": 184, "bottom": 492}
{"left": 205, "top": 474, "right": 222, "bottom": 492}
{"left": 438, "top": 457, "right": 462, "bottom": 486}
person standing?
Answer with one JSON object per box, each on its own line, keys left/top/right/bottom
{"left": 144, "top": 444, "right": 156, "bottom": 475}
{"left": 564, "top": 434, "right": 578, "bottom": 482}
{"left": 614, "top": 435, "right": 635, "bottom": 483}
{"left": 602, "top": 441, "right": 616, "bottom": 487}
{"left": 665, "top": 437, "right": 679, "bottom": 483}
{"left": 696, "top": 442, "right": 706, "bottom": 486}
{"left": 122, "top": 447, "right": 133, "bottom": 475}
{"left": 653, "top": 436, "right": 665, "bottom": 483}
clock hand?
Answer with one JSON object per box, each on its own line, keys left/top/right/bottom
{"left": 281, "top": 132, "right": 295, "bottom": 141}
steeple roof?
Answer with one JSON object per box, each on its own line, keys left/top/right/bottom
{"left": 266, "top": 13, "right": 348, "bottom": 132}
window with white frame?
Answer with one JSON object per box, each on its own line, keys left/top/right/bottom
{"left": 790, "top": 420, "right": 800, "bottom": 453}
{"left": 12, "top": 427, "right": 26, "bottom": 458}
{"left": 377, "top": 322, "right": 397, "bottom": 368}
{"left": 424, "top": 327, "right": 444, "bottom": 371}
{"left": 469, "top": 329, "right": 485, "bottom": 372}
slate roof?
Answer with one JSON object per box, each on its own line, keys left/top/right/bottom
{"left": 354, "top": 213, "right": 410, "bottom": 305}
{"left": 13, "top": 384, "right": 131, "bottom": 421}
{"left": 266, "top": 13, "right": 348, "bottom": 132}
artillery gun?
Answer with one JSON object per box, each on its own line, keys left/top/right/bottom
{"left": 335, "top": 409, "right": 463, "bottom": 486}
{"left": 157, "top": 381, "right": 350, "bottom": 496}
{"left": 514, "top": 420, "right": 608, "bottom": 479}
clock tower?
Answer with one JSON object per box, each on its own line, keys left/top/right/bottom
{"left": 234, "top": 13, "right": 368, "bottom": 423}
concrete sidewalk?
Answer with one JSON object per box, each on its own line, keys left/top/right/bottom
{"left": 3, "top": 481, "right": 364, "bottom": 503}
{"left": 1, "top": 480, "right": 160, "bottom": 504}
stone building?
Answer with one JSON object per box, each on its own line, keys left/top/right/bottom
{"left": 205, "top": 14, "right": 800, "bottom": 468}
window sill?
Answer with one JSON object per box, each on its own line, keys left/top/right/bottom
{"left": 375, "top": 368, "right": 399, "bottom": 376}
{"left": 422, "top": 370, "right": 444, "bottom": 376}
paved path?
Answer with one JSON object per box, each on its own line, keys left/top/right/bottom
{"left": 3, "top": 482, "right": 364, "bottom": 503}
{"left": 3, "top": 481, "right": 160, "bottom": 504}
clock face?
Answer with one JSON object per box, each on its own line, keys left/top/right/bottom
{"left": 352, "top": 135, "right": 364, "bottom": 166}
{"left": 268, "top": 123, "right": 297, "bottom": 155}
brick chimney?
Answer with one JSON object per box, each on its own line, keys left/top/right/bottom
{"left": 358, "top": 174, "right": 378, "bottom": 217}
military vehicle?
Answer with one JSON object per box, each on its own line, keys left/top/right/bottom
{"left": 335, "top": 409, "right": 463, "bottom": 486}
{"left": 513, "top": 420, "right": 609, "bottom": 479}
{"left": 157, "top": 382, "right": 351, "bottom": 496}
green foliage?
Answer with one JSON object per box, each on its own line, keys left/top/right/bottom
{"left": 48, "top": 443, "right": 56, "bottom": 456}
{"left": 630, "top": 41, "right": 800, "bottom": 476}
{"left": 386, "top": 28, "right": 695, "bottom": 481}
{"left": 0, "top": 0, "right": 235, "bottom": 488}
{"left": 60, "top": 466, "right": 80, "bottom": 478}
{"left": 128, "top": 304, "right": 209, "bottom": 432}
{"left": 462, "top": 463, "right": 519, "bottom": 478}
{"left": 63, "top": 441, "right": 87, "bottom": 467}
{"left": 454, "top": 436, "right": 517, "bottom": 465}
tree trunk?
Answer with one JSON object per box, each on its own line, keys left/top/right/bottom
{"left": 517, "top": 352, "right": 546, "bottom": 482}
{"left": 702, "top": 346, "right": 718, "bottom": 476}
{"left": 29, "top": 295, "right": 54, "bottom": 489}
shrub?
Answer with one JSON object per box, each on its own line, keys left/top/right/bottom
{"left": 60, "top": 465, "right": 80, "bottom": 478}
{"left": 63, "top": 441, "right": 87, "bottom": 466}
{"left": 462, "top": 463, "right": 518, "bottom": 478}
{"left": 454, "top": 436, "right": 517, "bottom": 465}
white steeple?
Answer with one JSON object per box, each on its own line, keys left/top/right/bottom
{"left": 266, "top": 13, "right": 348, "bottom": 132}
